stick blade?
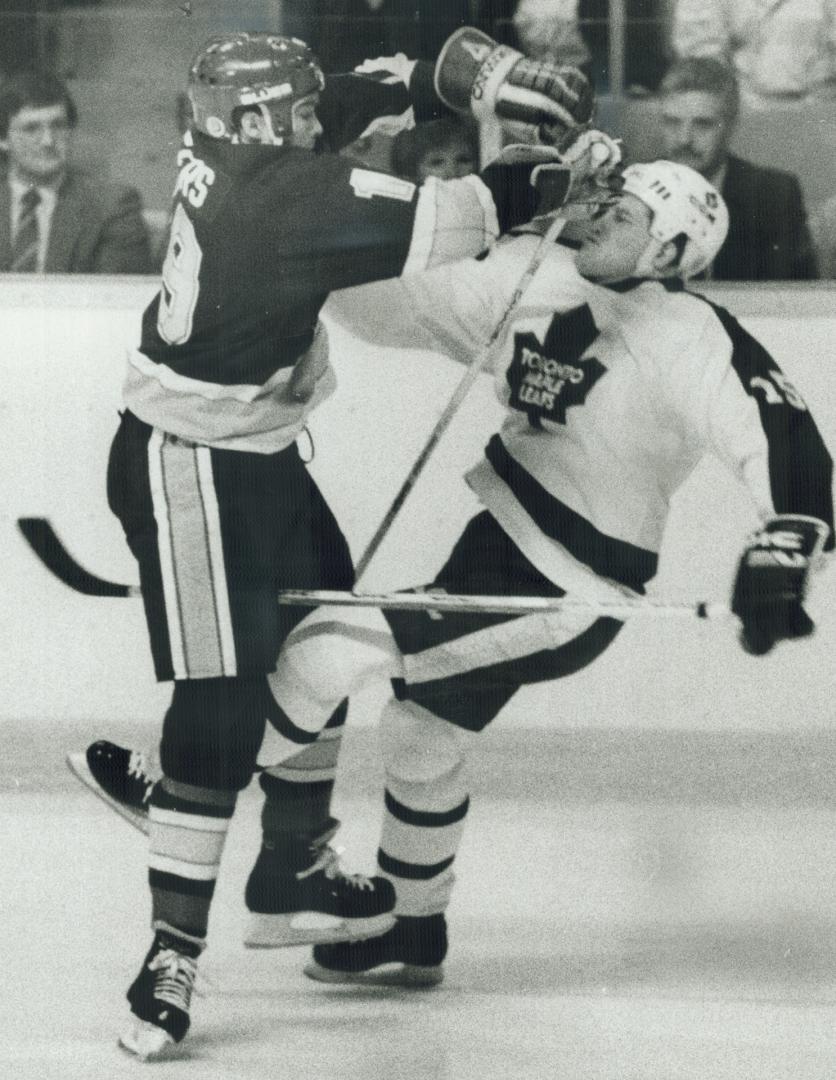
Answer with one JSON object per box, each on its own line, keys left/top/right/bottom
{"left": 17, "top": 517, "right": 132, "bottom": 598}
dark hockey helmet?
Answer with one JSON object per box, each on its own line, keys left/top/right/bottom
{"left": 187, "top": 32, "right": 324, "bottom": 142}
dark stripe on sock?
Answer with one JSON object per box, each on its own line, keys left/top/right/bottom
{"left": 384, "top": 788, "right": 469, "bottom": 828}
{"left": 265, "top": 700, "right": 320, "bottom": 745}
{"left": 149, "top": 869, "right": 217, "bottom": 899}
{"left": 378, "top": 848, "right": 455, "bottom": 880}
{"left": 152, "top": 786, "right": 235, "bottom": 819}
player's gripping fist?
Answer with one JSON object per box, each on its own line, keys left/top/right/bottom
{"left": 434, "top": 27, "right": 593, "bottom": 137}
{"left": 731, "top": 515, "right": 829, "bottom": 655}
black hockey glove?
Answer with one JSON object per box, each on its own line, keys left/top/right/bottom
{"left": 731, "top": 515, "right": 829, "bottom": 655}
{"left": 434, "top": 27, "right": 593, "bottom": 136}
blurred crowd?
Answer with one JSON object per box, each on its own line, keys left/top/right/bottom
{"left": 1, "top": 0, "right": 835, "bottom": 280}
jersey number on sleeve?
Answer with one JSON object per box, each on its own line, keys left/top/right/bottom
{"left": 157, "top": 202, "right": 203, "bottom": 346}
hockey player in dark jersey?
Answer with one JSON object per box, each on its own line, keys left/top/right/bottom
{"left": 88, "top": 155, "right": 833, "bottom": 997}
{"left": 91, "top": 27, "right": 594, "bottom": 1061}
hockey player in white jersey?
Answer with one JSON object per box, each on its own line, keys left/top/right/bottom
{"left": 84, "top": 158, "right": 833, "bottom": 988}
{"left": 259, "top": 158, "right": 833, "bottom": 984}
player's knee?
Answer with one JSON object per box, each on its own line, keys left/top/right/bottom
{"left": 160, "top": 676, "right": 266, "bottom": 791}
{"left": 379, "top": 698, "right": 467, "bottom": 784}
{"left": 269, "top": 605, "right": 402, "bottom": 716}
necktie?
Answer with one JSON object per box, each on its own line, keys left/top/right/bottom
{"left": 11, "top": 187, "right": 41, "bottom": 272}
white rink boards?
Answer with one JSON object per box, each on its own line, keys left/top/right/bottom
{"left": 0, "top": 278, "right": 835, "bottom": 730}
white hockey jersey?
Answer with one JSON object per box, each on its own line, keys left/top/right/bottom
{"left": 327, "top": 226, "right": 833, "bottom": 596}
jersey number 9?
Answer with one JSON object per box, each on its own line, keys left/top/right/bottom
{"left": 157, "top": 203, "right": 203, "bottom": 346}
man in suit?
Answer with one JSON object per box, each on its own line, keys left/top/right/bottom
{"left": 0, "top": 69, "right": 153, "bottom": 274}
{"left": 657, "top": 56, "right": 817, "bottom": 280}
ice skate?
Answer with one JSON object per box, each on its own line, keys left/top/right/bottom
{"left": 303, "top": 913, "right": 447, "bottom": 986}
{"left": 244, "top": 818, "right": 396, "bottom": 948}
{"left": 120, "top": 927, "right": 202, "bottom": 1062}
{"left": 67, "top": 740, "right": 157, "bottom": 833}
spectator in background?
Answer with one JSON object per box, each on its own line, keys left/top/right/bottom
{"left": 657, "top": 57, "right": 817, "bottom": 280}
{"left": 391, "top": 117, "right": 479, "bottom": 183}
{"left": 672, "top": 0, "right": 836, "bottom": 107}
{"left": 0, "top": 69, "right": 153, "bottom": 273}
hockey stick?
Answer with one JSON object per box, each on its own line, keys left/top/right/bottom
{"left": 17, "top": 517, "right": 732, "bottom": 620}
{"left": 353, "top": 214, "right": 567, "bottom": 582}
{"left": 270, "top": 588, "right": 729, "bottom": 620}
{"left": 18, "top": 517, "right": 139, "bottom": 598}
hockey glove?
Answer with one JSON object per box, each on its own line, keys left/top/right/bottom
{"left": 434, "top": 27, "right": 593, "bottom": 136}
{"left": 531, "top": 128, "right": 623, "bottom": 214}
{"left": 731, "top": 515, "right": 829, "bottom": 655}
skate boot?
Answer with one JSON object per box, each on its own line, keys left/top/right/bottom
{"left": 120, "top": 925, "right": 203, "bottom": 1061}
{"left": 67, "top": 740, "right": 157, "bottom": 833}
{"left": 244, "top": 818, "right": 396, "bottom": 948}
{"left": 303, "top": 913, "right": 447, "bottom": 987}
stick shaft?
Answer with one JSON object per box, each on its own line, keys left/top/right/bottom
{"left": 354, "top": 216, "right": 565, "bottom": 582}
{"left": 276, "top": 588, "right": 730, "bottom": 620}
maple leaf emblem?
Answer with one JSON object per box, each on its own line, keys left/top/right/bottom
{"left": 506, "top": 306, "right": 607, "bottom": 426}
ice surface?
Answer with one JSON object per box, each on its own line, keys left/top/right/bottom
{"left": 3, "top": 722, "right": 836, "bottom": 1079}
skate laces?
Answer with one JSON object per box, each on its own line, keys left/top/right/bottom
{"left": 148, "top": 948, "right": 197, "bottom": 1012}
{"left": 299, "top": 844, "right": 374, "bottom": 891}
{"left": 127, "top": 750, "right": 154, "bottom": 803}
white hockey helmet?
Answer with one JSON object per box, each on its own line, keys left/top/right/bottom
{"left": 620, "top": 160, "right": 729, "bottom": 279}
{"left": 187, "top": 33, "right": 324, "bottom": 143}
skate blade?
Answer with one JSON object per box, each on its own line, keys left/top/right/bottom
{"left": 244, "top": 911, "right": 396, "bottom": 949}
{"left": 66, "top": 752, "right": 149, "bottom": 835}
{"left": 303, "top": 958, "right": 444, "bottom": 988}
{"left": 119, "top": 1019, "right": 177, "bottom": 1061}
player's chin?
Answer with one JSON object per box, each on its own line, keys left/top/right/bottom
{"left": 573, "top": 245, "right": 599, "bottom": 277}
{"left": 559, "top": 217, "right": 593, "bottom": 247}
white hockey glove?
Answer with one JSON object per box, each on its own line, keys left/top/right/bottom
{"left": 354, "top": 52, "right": 417, "bottom": 87}
{"left": 731, "top": 515, "right": 829, "bottom": 655}
{"left": 434, "top": 26, "right": 593, "bottom": 137}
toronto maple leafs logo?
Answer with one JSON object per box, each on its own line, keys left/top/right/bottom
{"left": 506, "top": 305, "right": 607, "bottom": 426}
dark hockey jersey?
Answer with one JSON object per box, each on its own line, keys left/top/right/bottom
{"left": 325, "top": 231, "right": 834, "bottom": 598}
{"left": 123, "top": 65, "right": 498, "bottom": 452}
